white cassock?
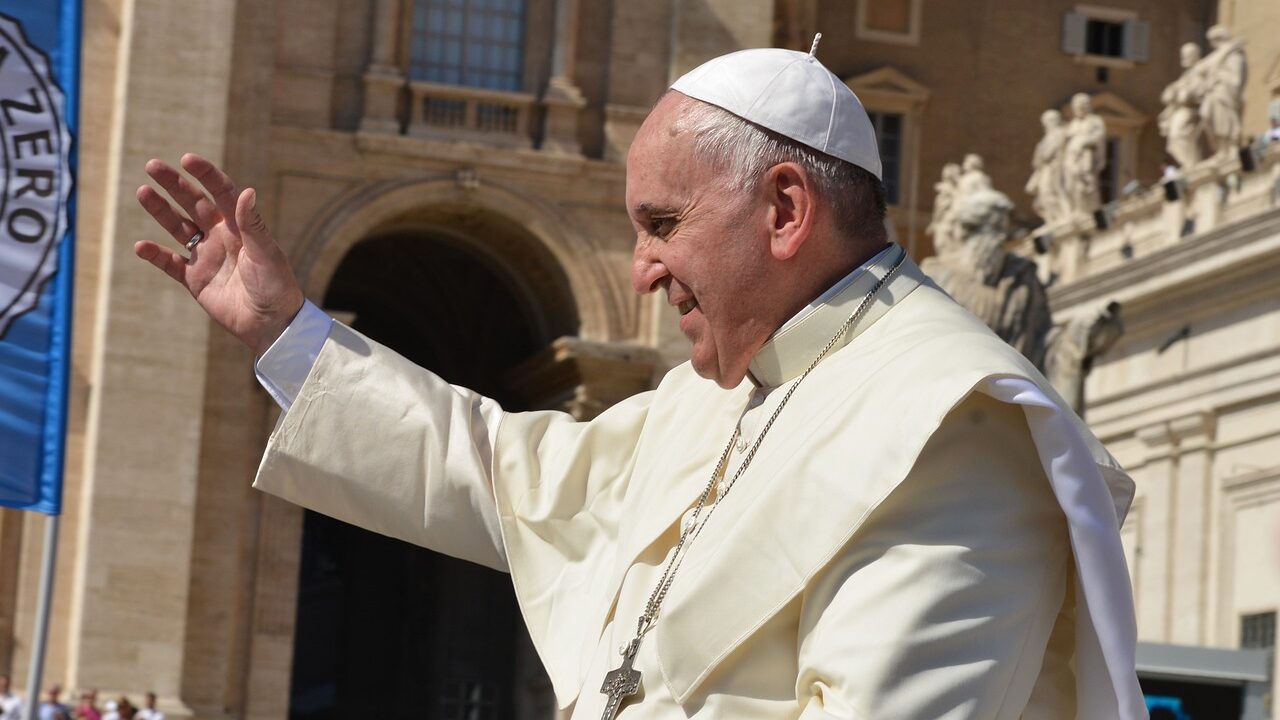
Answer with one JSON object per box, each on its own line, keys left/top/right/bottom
{"left": 254, "top": 244, "right": 1147, "bottom": 719}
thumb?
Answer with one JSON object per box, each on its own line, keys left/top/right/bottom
{"left": 235, "top": 187, "right": 276, "bottom": 259}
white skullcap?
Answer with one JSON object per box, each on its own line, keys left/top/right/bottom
{"left": 670, "top": 46, "right": 882, "bottom": 180}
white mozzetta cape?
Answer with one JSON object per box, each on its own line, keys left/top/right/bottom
{"left": 255, "top": 251, "right": 1145, "bottom": 719}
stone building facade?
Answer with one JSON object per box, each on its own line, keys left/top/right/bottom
{"left": 0, "top": 0, "right": 1276, "bottom": 718}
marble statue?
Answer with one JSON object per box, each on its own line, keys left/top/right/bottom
{"left": 921, "top": 184, "right": 1123, "bottom": 412}
{"left": 957, "top": 153, "right": 993, "bottom": 196}
{"left": 1045, "top": 302, "right": 1124, "bottom": 414}
{"left": 1159, "top": 43, "right": 1206, "bottom": 169}
{"left": 921, "top": 188, "right": 1052, "bottom": 369}
{"left": 926, "top": 163, "right": 961, "bottom": 254}
{"left": 1064, "top": 93, "right": 1108, "bottom": 217}
{"left": 1026, "top": 109, "right": 1071, "bottom": 225}
{"left": 1198, "top": 25, "right": 1247, "bottom": 162}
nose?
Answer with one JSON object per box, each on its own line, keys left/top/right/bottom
{"left": 631, "top": 236, "right": 668, "bottom": 295}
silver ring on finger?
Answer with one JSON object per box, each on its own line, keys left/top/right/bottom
{"left": 185, "top": 230, "right": 205, "bottom": 251}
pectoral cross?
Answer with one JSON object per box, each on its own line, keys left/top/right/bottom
{"left": 599, "top": 638, "right": 642, "bottom": 720}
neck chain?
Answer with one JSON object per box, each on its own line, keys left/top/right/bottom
{"left": 598, "top": 253, "right": 906, "bottom": 719}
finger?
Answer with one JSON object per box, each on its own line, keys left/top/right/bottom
{"left": 134, "top": 240, "right": 190, "bottom": 287}
{"left": 235, "top": 188, "right": 276, "bottom": 259}
{"left": 145, "top": 159, "right": 219, "bottom": 229}
{"left": 137, "top": 185, "right": 203, "bottom": 246}
{"left": 181, "top": 153, "right": 241, "bottom": 234}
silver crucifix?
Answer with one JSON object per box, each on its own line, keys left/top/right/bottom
{"left": 599, "top": 638, "right": 642, "bottom": 720}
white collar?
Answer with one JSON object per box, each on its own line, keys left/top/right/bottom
{"left": 747, "top": 244, "right": 916, "bottom": 388}
{"left": 772, "top": 245, "right": 895, "bottom": 337}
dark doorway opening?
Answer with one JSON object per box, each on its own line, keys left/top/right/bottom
{"left": 288, "top": 232, "right": 546, "bottom": 720}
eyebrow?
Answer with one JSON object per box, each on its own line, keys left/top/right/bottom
{"left": 633, "top": 201, "right": 680, "bottom": 218}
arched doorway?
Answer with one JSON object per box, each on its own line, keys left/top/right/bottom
{"left": 287, "top": 223, "right": 575, "bottom": 720}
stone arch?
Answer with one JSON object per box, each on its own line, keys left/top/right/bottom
{"left": 290, "top": 175, "right": 626, "bottom": 342}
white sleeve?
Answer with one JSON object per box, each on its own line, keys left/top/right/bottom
{"left": 254, "top": 300, "right": 333, "bottom": 411}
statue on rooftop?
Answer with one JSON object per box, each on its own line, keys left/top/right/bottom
{"left": 1198, "top": 25, "right": 1247, "bottom": 163}
{"left": 921, "top": 185, "right": 1124, "bottom": 412}
{"left": 1159, "top": 42, "right": 1206, "bottom": 170}
{"left": 957, "top": 153, "right": 993, "bottom": 196}
{"left": 1026, "top": 109, "right": 1072, "bottom": 225}
{"left": 1063, "top": 93, "right": 1108, "bottom": 217}
{"left": 926, "top": 162, "right": 962, "bottom": 254}
{"left": 921, "top": 188, "right": 1052, "bottom": 368}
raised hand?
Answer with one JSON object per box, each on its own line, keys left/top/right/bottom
{"left": 135, "top": 154, "right": 305, "bottom": 356}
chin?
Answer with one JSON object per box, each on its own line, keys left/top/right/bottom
{"left": 689, "top": 351, "right": 747, "bottom": 389}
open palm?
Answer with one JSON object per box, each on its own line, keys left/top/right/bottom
{"left": 135, "top": 154, "right": 305, "bottom": 355}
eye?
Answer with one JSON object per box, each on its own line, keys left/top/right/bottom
{"left": 650, "top": 216, "right": 677, "bottom": 238}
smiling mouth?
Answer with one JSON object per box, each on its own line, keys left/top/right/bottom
{"left": 678, "top": 299, "right": 699, "bottom": 316}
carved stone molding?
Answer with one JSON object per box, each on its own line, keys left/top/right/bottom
{"left": 507, "top": 336, "right": 660, "bottom": 419}
{"left": 1136, "top": 410, "right": 1216, "bottom": 462}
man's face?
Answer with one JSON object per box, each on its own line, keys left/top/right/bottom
{"left": 1072, "top": 96, "right": 1091, "bottom": 118}
{"left": 0, "top": 676, "right": 8, "bottom": 693}
{"left": 627, "top": 94, "right": 775, "bottom": 387}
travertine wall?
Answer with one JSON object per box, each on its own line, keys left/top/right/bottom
{"left": 1049, "top": 146, "right": 1280, "bottom": 685}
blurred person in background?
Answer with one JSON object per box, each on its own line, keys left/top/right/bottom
{"left": 73, "top": 689, "right": 100, "bottom": 720}
{"left": 132, "top": 694, "right": 161, "bottom": 720}
{"left": 37, "top": 684, "right": 69, "bottom": 720}
{"left": 0, "top": 675, "right": 21, "bottom": 720}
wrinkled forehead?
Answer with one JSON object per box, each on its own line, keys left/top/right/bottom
{"left": 626, "top": 94, "right": 708, "bottom": 199}
{"left": 630, "top": 93, "right": 694, "bottom": 161}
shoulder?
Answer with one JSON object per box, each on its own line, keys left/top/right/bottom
{"left": 821, "top": 282, "right": 1081, "bottom": 439}
{"left": 858, "top": 282, "right": 1042, "bottom": 376}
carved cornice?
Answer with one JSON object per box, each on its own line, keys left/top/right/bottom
{"left": 843, "top": 66, "right": 931, "bottom": 110}
{"left": 506, "top": 336, "right": 661, "bottom": 419}
{"left": 1050, "top": 206, "right": 1280, "bottom": 312}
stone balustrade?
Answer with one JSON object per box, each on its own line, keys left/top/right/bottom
{"left": 406, "top": 80, "right": 537, "bottom": 148}
{"left": 1024, "top": 144, "right": 1280, "bottom": 292}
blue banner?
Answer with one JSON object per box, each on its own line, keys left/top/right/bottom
{"left": 0, "top": 2, "right": 80, "bottom": 515}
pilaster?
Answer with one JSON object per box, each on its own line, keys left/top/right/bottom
{"left": 360, "top": 0, "right": 405, "bottom": 134}
{"left": 1166, "top": 411, "right": 1217, "bottom": 646}
{"left": 1134, "top": 420, "right": 1176, "bottom": 640}
{"left": 540, "top": 0, "right": 586, "bottom": 154}
{"left": 52, "top": 0, "right": 237, "bottom": 709}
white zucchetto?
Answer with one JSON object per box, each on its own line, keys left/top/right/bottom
{"left": 670, "top": 45, "right": 883, "bottom": 180}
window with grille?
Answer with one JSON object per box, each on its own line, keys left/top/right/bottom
{"left": 410, "top": 0, "right": 527, "bottom": 91}
{"left": 1241, "top": 611, "right": 1276, "bottom": 649}
{"left": 867, "top": 111, "right": 903, "bottom": 205}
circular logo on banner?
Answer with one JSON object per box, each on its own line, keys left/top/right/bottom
{"left": 0, "top": 14, "right": 72, "bottom": 339}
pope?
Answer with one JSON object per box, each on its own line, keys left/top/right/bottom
{"left": 135, "top": 44, "right": 1147, "bottom": 719}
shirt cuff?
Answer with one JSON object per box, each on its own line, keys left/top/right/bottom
{"left": 254, "top": 300, "right": 333, "bottom": 411}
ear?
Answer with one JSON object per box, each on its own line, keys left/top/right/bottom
{"left": 764, "top": 162, "right": 814, "bottom": 261}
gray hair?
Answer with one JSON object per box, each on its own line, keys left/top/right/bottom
{"left": 670, "top": 96, "right": 887, "bottom": 242}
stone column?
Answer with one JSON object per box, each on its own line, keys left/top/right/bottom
{"left": 1167, "top": 411, "right": 1216, "bottom": 645}
{"left": 540, "top": 0, "right": 586, "bottom": 154}
{"left": 361, "top": 0, "right": 405, "bottom": 134}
